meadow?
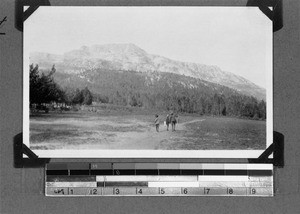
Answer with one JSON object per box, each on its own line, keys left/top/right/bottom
{"left": 29, "top": 109, "right": 266, "bottom": 150}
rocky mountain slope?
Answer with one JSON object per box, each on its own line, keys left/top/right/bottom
{"left": 30, "top": 43, "right": 266, "bottom": 100}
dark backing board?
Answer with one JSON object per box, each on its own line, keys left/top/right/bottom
{"left": 1, "top": 0, "right": 300, "bottom": 213}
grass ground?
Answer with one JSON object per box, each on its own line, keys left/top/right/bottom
{"left": 29, "top": 109, "right": 266, "bottom": 150}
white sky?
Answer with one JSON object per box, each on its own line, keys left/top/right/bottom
{"left": 25, "top": 6, "right": 272, "bottom": 88}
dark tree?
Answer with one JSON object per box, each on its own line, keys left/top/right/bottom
{"left": 72, "top": 88, "right": 83, "bottom": 104}
{"left": 29, "top": 64, "right": 63, "bottom": 105}
{"left": 258, "top": 100, "right": 266, "bottom": 119}
{"left": 82, "top": 87, "right": 93, "bottom": 105}
{"left": 29, "top": 64, "right": 40, "bottom": 104}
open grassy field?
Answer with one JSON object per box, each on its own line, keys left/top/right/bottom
{"left": 30, "top": 110, "right": 266, "bottom": 150}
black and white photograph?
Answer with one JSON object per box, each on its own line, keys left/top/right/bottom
{"left": 23, "top": 6, "right": 273, "bottom": 158}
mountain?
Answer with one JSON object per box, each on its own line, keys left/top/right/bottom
{"left": 30, "top": 43, "right": 266, "bottom": 100}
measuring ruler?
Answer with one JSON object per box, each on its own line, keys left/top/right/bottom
{"left": 45, "top": 163, "right": 273, "bottom": 196}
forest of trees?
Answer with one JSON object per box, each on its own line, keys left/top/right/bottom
{"left": 31, "top": 65, "right": 266, "bottom": 120}
{"left": 91, "top": 83, "right": 266, "bottom": 119}
{"left": 29, "top": 64, "right": 93, "bottom": 109}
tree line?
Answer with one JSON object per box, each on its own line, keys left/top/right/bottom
{"left": 53, "top": 68, "right": 266, "bottom": 120}
{"left": 29, "top": 64, "right": 93, "bottom": 108}
{"left": 31, "top": 64, "right": 266, "bottom": 120}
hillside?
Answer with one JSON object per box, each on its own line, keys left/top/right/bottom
{"left": 48, "top": 68, "right": 266, "bottom": 118}
{"left": 30, "top": 43, "right": 266, "bottom": 100}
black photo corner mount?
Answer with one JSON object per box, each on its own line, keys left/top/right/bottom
{"left": 248, "top": 131, "right": 284, "bottom": 168}
{"left": 14, "top": 133, "right": 50, "bottom": 168}
{"left": 247, "top": 0, "right": 283, "bottom": 32}
{"left": 15, "top": 0, "right": 51, "bottom": 32}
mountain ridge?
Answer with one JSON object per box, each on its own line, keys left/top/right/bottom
{"left": 30, "top": 43, "right": 266, "bottom": 100}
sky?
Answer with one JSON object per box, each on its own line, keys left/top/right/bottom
{"left": 24, "top": 7, "right": 272, "bottom": 88}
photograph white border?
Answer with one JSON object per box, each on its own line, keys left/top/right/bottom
{"left": 23, "top": 6, "right": 273, "bottom": 158}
